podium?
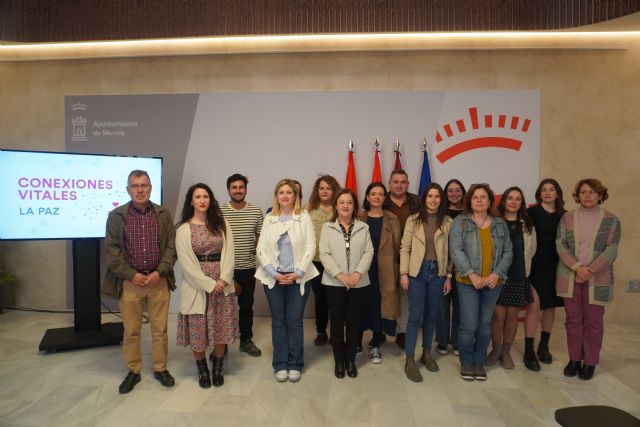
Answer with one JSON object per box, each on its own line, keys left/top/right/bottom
{"left": 39, "top": 239, "right": 123, "bottom": 352}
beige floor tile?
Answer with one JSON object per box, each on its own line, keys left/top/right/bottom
{"left": 0, "top": 311, "right": 638, "bottom": 427}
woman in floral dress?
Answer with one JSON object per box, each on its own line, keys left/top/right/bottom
{"left": 176, "top": 183, "right": 238, "bottom": 388}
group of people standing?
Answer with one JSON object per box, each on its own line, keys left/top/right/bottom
{"left": 103, "top": 168, "right": 620, "bottom": 394}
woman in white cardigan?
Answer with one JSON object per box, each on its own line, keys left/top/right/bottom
{"left": 176, "top": 183, "right": 237, "bottom": 388}
{"left": 255, "top": 179, "right": 318, "bottom": 383}
{"left": 485, "top": 186, "right": 537, "bottom": 370}
{"left": 319, "top": 189, "right": 374, "bottom": 379}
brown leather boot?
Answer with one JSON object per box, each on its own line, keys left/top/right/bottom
{"left": 501, "top": 342, "right": 515, "bottom": 369}
{"left": 421, "top": 350, "right": 439, "bottom": 372}
{"left": 404, "top": 357, "right": 423, "bottom": 382}
{"left": 485, "top": 343, "right": 502, "bottom": 367}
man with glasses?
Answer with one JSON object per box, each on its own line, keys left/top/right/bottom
{"left": 103, "top": 170, "right": 177, "bottom": 394}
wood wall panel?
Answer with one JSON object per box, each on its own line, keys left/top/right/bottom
{"left": 1, "top": 0, "right": 639, "bottom": 42}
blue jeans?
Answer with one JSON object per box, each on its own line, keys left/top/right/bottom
{"left": 456, "top": 282, "right": 502, "bottom": 365}
{"left": 406, "top": 260, "right": 444, "bottom": 357}
{"left": 436, "top": 277, "right": 459, "bottom": 348}
{"left": 264, "top": 282, "right": 311, "bottom": 371}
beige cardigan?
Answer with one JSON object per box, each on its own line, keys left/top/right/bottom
{"left": 400, "top": 214, "right": 453, "bottom": 277}
{"left": 521, "top": 221, "right": 537, "bottom": 277}
{"left": 176, "top": 221, "right": 235, "bottom": 315}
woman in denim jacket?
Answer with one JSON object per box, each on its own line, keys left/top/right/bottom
{"left": 449, "top": 183, "right": 513, "bottom": 381}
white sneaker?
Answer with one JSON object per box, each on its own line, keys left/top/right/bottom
{"left": 369, "top": 346, "right": 383, "bottom": 364}
{"left": 275, "top": 370, "right": 288, "bottom": 382}
{"left": 436, "top": 344, "right": 449, "bottom": 355}
{"left": 288, "top": 370, "right": 301, "bottom": 382}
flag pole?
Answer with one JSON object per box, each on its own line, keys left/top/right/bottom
{"left": 345, "top": 139, "right": 358, "bottom": 196}
{"left": 394, "top": 138, "right": 402, "bottom": 170}
{"left": 418, "top": 137, "right": 432, "bottom": 197}
{"left": 372, "top": 137, "right": 382, "bottom": 183}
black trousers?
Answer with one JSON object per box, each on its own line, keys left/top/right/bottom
{"left": 309, "top": 261, "right": 329, "bottom": 334}
{"left": 234, "top": 268, "right": 256, "bottom": 341}
{"left": 326, "top": 285, "right": 365, "bottom": 363}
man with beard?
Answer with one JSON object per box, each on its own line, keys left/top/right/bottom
{"left": 384, "top": 169, "right": 421, "bottom": 350}
{"left": 220, "top": 173, "right": 264, "bottom": 356}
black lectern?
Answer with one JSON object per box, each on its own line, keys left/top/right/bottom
{"left": 39, "top": 239, "right": 123, "bottom": 352}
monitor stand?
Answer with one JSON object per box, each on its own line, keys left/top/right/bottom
{"left": 39, "top": 239, "right": 123, "bottom": 352}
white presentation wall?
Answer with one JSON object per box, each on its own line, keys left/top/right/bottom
{"left": 182, "top": 91, "right": 540, "bottom": 214}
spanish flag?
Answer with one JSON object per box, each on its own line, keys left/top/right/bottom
{"left": 371, "top": 143, "right": 382, "bottom": 183}
{"left": 345, "top": 142, "right": 358, "bottom": 196}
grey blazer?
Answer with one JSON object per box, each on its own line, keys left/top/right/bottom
{"left": 319, "top": 219, "right": 374, "bottom": 288}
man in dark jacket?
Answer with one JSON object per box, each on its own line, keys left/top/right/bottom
{"left": 384, "top": 169, "right": 420, "bottom": 349}
{"left": 103, "top": 170, "right": 177, "bottom": 394}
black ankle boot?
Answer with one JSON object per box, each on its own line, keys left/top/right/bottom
{"left": 523, "top": 348, "right": 541, "bottom": 372}
{"left": 346, "top": 360, "right": 358, "bottom": 378}
{"left": 523, "top": 337, "right": 540, "bottom": 371}
{"left": 564, "top": 360, "right": 582, "bottom": 377}
{"left": 196, "top": 359, "right": 211, "bottom": 389}
{"left": 578, "top": 364, "right": 595, "bottom": 380}
{"left": 212, "top": 356, "right": 224, "bottom": 387}
{"left": 537, "top": 332, "right": 552, "bottom": 364}
{"left": 334, "top": 361, "right": 346, "bottom": 379}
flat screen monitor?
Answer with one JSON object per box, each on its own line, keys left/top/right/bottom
{"left": 0, "top": 149, "right": 163, "bottom": 240}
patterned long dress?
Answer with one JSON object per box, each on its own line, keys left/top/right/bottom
{"left": 176, "top": 224, "right": 239, "bottom": 351}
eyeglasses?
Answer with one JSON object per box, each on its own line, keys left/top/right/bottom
{"left": 447, "top": 188, "right": 462, "bottom": 193}
{"left": 129, "top": 184, "right": 150, "bottom": 190}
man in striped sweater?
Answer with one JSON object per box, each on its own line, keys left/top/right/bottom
{"left": 221, "top": 173, "right": 265, "bottom": 357}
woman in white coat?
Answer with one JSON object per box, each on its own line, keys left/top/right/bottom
{"left": 255, "top": 179, "right": 318, "bottom": 383}
{"left": 176, "top": 183, "right": 237, "bottom": 388}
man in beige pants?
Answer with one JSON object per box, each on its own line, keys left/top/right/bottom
{"left": 103, "top": 170, "right": 177, "bottom": 394}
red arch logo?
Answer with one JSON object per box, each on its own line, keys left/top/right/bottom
{"left": 433, "top": 107, "right": 532, "bottom": 163}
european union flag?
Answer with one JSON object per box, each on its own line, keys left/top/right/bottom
{"left": 418, "top": 150, "right": 431, "bottom": 197}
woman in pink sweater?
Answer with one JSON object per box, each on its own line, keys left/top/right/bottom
{"left": 556, "top": 178, "right": 621, "bottom": 380}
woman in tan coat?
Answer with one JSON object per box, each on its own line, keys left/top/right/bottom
{"left": 400, "top": 183, "right": 453, "bottom": 382}
{"left": 358, "top": 182, "right": 401, "bottom": 364}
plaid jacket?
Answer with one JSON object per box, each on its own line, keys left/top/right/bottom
{"left": 556, "top": 207, "right": 621, "bottom": 305}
